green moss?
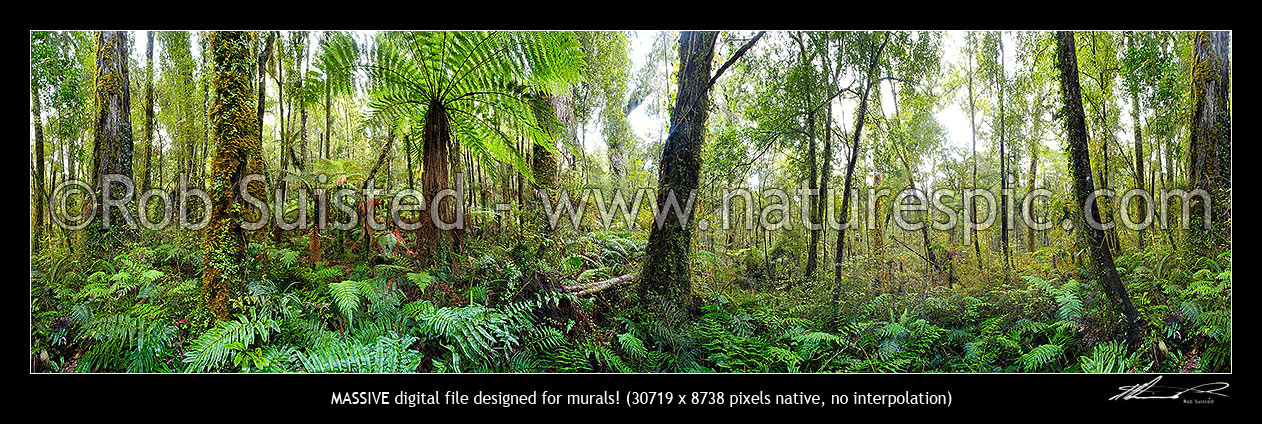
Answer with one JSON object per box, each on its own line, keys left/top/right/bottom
{"left": 200, "top": 31, "right": 260, "bottom": 321}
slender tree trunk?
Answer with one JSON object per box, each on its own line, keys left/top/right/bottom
{"left": 805, "top": 112, "right": 821, "bottom": 277}
{"left": 143, "top": 31, "right": 155, "bottom": 194}
{"left": 202, "top": 31, "right": 260, "bottom": 321}
{"left": 1188, "top": 31, "right": 1231, "bottom": 254}
{"left": 1130, "top": 88, "right": 1147, "bottom": 250}
{"left": 998, "top": 34, "right": 1011, "bottom": 274}
{"left": 830, "top": 32, "right": 890, "bottom": 315}
{"left": 1056, "top": 31, "right": 1139, "bottom": 343}
{"left": 967, "top": 36, "right": 982, "bottom": 274}
{"left": 31, "top": 85, "right": 47, "bottom": 251}
{"left": 641, "top": 31, "right": 718, "bottom": 318}
{"left": 405, "top": 133, "right": 415, "bottom": 189}
{"left": 795, "top": 33, "right": 823, "bottom": 279}
{"left": 298, "top": 32, "right": 309, "bottom": 165}
{"left": 818, "top": 101, "right": 834, "bottom": 277}
{"left": 274, "top": 37, "right": 287, "bottom": 245}
{"left": 1027, "top": 110, "right": 1040, "bottom": 252}
{"left": 252, "top": 31, "right": 275, "bottom": 241}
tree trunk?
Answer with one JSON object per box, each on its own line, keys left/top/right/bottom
{"left": 421, "top": 99, "right": 454, "bottom": 255}
{"left": 1055, "top": 31, "right": 1139, "bottom": 344}
{"left": 818, "top": 101, "right": 834, "bottom": 277}
{"left": 31, "top": 85, "right": 47, "bottom": 251}
{"left": 998, "top": 34, "right": 1011, "bottom": 274}
{"left": 805, "top": 112, "right": 821, "bottom": 277}
{"left": 298, "top": 32, "right": 309, "bottom": 165}
{"left": 274, "top": 35, "right": 287, "bottom": 245}
{"left": 1188, "top": 31, "right": 1231, "bottom": 254}
{"left": 798, "top": 34, "right": 822, "bottom": 278}
{"left": 830, "top": 32, "right": 890, "bottom": 314}
{"left": 202, "top": 31, "right": 260, "bottom": 321}
{"left": 143, "top": 31, "right": 155, "bottom": 194}
{"left": 641, "top": 31, "right": 718, "bottom": 319}
{"left": 85, "top": 31, "right": 136, "bottom": 254}
{"left": 1131, "top": 87, "right": 1147, "bottom": 250}
{"left": 1026, "top": 110, "right": 1040, "bottom": 252}
{"left": 967, "top": 36, "right": 982, "bottom": 274}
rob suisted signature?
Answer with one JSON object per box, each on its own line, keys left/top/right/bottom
{"left": 1110, "top": 376, "right": 1229, "bottom": 401}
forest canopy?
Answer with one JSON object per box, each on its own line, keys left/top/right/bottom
{"left": 30, "top": 30, "right": 1230, "bottom": 374}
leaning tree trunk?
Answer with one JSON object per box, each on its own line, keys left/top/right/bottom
{"left": 1188, "top": 31, "right": 1231, "bottom": 254}
{"left": 830, "top": 32, "right": 890, "bottom": 317}
{"left": 84, "top": 31, "right": 135, "bottom": 255}
{"left": 202, "top": 31, "right": 261, "bottom": 321}
{"left": 641, "top": 31, "right": 718, "bottom": 320}
{"left": 1056, "top": 31, "right": 1140, "bottom": 344}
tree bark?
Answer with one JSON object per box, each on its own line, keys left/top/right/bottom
{"left": 1055, "top": 31, "right": 1139, "bottom": 343}
{"left": 1188, "top": 31, "right": 1231, "bottom": 253}
{"left": 421, "top": 99, "right": 454, "bottom": 255}
{"left": 85, "top": 31, "right": 136, "bottom": 254}
{"left": 31, "top": 85, "right": 47, "bottom": 251}
{"left": 202, "top": 31, "right": 261, "bottom": 321}
{"left": 641, "top": 31, "right": 719, "bottom": 318}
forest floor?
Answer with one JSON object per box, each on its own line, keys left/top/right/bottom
{"left": 30, "top": 227, "right": 1230, "bottom": 373}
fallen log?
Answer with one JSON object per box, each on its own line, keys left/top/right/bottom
{"left": 562, "top": 273, "right": 638, "bottom": 297}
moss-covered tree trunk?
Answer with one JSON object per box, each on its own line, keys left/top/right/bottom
{"left": 1188, "top": 31, "right": 1231, "bottom": 254}
{"left": 641, "top": 31, "right": 717, "bottom": 318}
{"left": 31, "top": 84, "right": 47, "bottom": 252}
{"left": 531, "top": 95, "right": 561, "bottom": 235}
{"left": 1055, "top": 31, "right": 1140, "bottom": 343}
{"left": 84, "top": 31, "right": 135, "bottom": 254}
{"left": 202, "top": 31, "right": 261, "bottom": 321}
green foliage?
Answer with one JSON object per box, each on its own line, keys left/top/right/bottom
{"left": 298, "top": 335, "right": 422, "bottom": 373}
{"left": 183, "top": 314, "right": 280, "bottom": 372}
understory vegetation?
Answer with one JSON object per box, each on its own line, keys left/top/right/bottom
{"left": 30, "top": 227, "right": 1230, "bottom": 373}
